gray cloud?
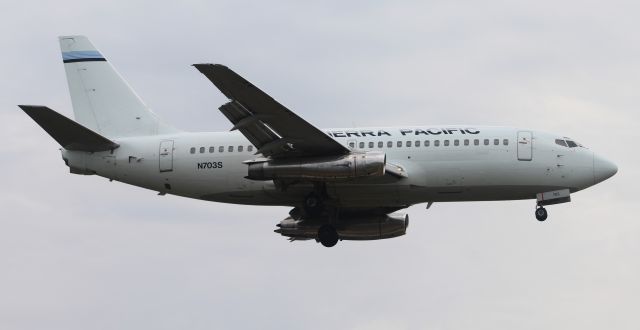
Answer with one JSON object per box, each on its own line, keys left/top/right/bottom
{"left": 1, "top": 0, "right": 639, "bottom": 329}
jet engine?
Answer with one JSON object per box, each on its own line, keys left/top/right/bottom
{"left": 247, "top": 151, "right": 386, "bottom": 181}
{"left": 275, "top": 213, "right": 409, "bottom": 241}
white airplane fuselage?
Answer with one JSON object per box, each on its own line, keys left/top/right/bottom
{"left": 61, "top": 125, "right": 616, "bottom": 208}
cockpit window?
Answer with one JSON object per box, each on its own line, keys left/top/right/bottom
{"left": 556, "top": 137, "right": 584, "bottom": 148}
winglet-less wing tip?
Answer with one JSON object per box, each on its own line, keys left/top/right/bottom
{"left": 192, "top": 63, "right": 227, "bottom": 71}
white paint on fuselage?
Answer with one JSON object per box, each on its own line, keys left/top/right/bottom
{"left": 61, "top": 126, "right": 600, "bottom": 208}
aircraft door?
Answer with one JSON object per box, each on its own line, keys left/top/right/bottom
{"left": 517, "top": 131, "right": 533, "bottom": 161}
{"left": 159, "top": 140, "right": 174, "bottom": 172}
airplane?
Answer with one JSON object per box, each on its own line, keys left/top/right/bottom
{"left": 19, "top": 36, "right": 618, "bottom": 247}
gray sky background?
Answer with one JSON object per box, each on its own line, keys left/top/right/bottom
{"left": 1, "top": 1, "right": 639, "bottom": 329}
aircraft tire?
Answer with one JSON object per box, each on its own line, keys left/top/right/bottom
{"left": 304, "top": 193, "right": 324, "bottom": 216}
{"left": 535, "top": 207, "right": 548, "bottom": 221}
{"left": 318, "top": 225, "right": 339, "bottom": 247}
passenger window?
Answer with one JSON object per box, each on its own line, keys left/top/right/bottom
{"left": 397, "top": 141, "right": 402, "bottom": 147}
{"left": 349, "top": 142, "right": 355, "bottom": 148}
{"left": 199, "top": 147, "right": 205, "bottom": 153}
{"left": 503, "top": 139, "right": 508, "bottom": 146}
{"left": 454, "top": 140, "right": 459, "bottom": 146}
{"left": 566, "top": 140, "right": 578, "bottom": 148}
{"left": 228, "top": 146, "right": 234, "bottom": 152}
{"left": 444, "top": 140, "right": 450, "bottom": 146}
{"left": 238, "top": 145, "right": 244, "bottom": 152}
{"left": 219, "top": 146, "right": 224, "bottom": 153}
{"left": 494, "top": 139, "right": 499, "bottom": 145}
{"left": 247, "top": 145, "right": 254, "bottom": 152}
{"left": 555, "top": 139, "right": 567, "bottom": 147}
{"left": 359, "top": 142, "right": 365, "bottom": 148}
{"left": 434, "top": 140, "right": 440, "bottom": 147}
{"left": 406, "top": 141, "right": 412, "bottom": 147}
{"left": 369, "top": 142, "right": 374, "bottom": 148}
{"left": 415, "top": 140, "right": 421, "bottom": 147}
{"left": 484, "top": 139, "right": 489, "bottom": 145}
{"left": 387, "top": 141, "right": 393, "bottom": 148}
{"left": 464, "top": 139, "right": 469, "bottom": 146}
{"left": 378, "top": 141, "right": 383, "bottom": 148}
{"left": 424, "top": 140, "right": 430, "bottom": 147}
{"left": 209, "top": 146, "right": 215, "bottom": 153}
{"left": 190, "top": 147, "right": 195, "bottom": 154}
{"left": 474, "top": 139, "right": 479, "bottom": 146}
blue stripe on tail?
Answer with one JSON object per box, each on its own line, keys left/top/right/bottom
{"left": 62, "top": 50, "right": 106, "bottom": 63}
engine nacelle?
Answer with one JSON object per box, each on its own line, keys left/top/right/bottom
{"left": 247, "top": 151, "right": 386, "bottom": 181}
{"left": 275, "top": 213, "right": 409, "bottom": 241}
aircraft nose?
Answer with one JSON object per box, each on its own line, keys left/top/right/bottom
{"left": 593, "top": 153, "right": 618, "bottom": 184}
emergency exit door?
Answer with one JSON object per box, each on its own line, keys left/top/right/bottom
{"left": 517, "top": 131, "right": 532, "bottom": 161}
{"left": 159, "top": 140, "right": 174, "bottom": 172}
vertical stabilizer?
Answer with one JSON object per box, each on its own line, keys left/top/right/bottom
{"left": 59, "top": 35, "right": 177, "bottom": 137}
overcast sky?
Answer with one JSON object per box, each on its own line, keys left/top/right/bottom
{"left": 1, "top": 1, "right": 639, "bottom": 329}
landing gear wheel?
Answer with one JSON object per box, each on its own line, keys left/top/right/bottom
{"left": 318, "top": 225, "right": 339, "bottom": 247}
{"left": 304, "top": 192, "right": 324, "bottom": 216}
{"left": 535, "top": 207, "right": 548, "bottom": 221}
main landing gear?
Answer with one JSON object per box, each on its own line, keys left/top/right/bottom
{"left": 303, "top": 185, "right": 339, "bottom": 247}
{"left": 304, "top": 192, "right": 323, "bottom": 215}
{"left": 318, "top": 224, "right": 339, "bottom": 247}
{"left": 304, "top": 184, "right": 327, "bottom": 217}
{"left": 535, "top": 206, "right": 548, "bottom": 221}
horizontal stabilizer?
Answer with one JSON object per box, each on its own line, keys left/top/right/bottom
{"left": 19, "top": 105, "right": 119, "bottom": 152}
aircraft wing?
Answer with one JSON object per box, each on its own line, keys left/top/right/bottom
{"left": 193, "top": 64, "right": 350, "bottom": 159}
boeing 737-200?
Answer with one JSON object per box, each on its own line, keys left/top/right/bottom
{"left": 20, "top": 36, "right": 618, "bottom": 247}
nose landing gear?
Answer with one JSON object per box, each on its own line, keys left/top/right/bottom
{"left": 535, "top": 206, "right": 548, "bottom": 221}
{"left": 534, "top": 189, "right": 571, "bottom": 222}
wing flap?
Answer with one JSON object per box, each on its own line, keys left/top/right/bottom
{"left": 19, "top": 105, "right": 119, "bottom": 152}
{"left": 219, "top": 101, "right": 280, "bottom": 149}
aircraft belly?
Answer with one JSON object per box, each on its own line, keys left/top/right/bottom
{"left": 327, "top": 157, "right": 577, "bottom": 206}
{"left": 197, "top": 155, "right": 580, "bottom": 207}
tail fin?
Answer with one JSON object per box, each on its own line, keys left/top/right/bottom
{"left": 19, "top": 105, "right": 119, "bottom": 152}
{"left": 59, "top": 35, "right": 177, "bottom": 138}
